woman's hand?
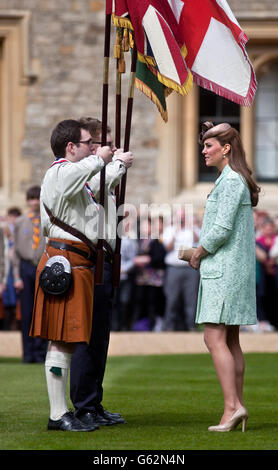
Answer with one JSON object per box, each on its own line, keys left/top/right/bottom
{"left": 189, "top": 251, "right": 201, "bottom": 270}
{"left": 189, "top": 245, "right": 208, "bottom": 270}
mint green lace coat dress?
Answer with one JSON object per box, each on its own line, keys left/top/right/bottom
{"left": 195, "top": 164, "right": 257, "bottom": 325}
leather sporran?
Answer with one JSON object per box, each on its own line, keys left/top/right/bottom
{"left": 39, "top": 255, "right": 72, "bottom": 295}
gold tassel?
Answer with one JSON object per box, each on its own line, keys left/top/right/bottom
{"left": 129, "top": 31, "right": 134, "bottom": 49}
{"left": 118, "top": 51, "right": 126, "bottom": 73}
{"left": 114, "top": 31, "right": 121, "bottom": 59}
{"left": 123, "top": 28, "right": 129, "bottom": 52}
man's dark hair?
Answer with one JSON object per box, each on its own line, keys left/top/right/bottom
{"left": 50, "top": 119, "right": 87, "bottom": 157}
{"left": 78, "top": 117, "right": 111, "bottom": 140}
{"left": 26, "top": 185, "right": 41, "bottom": 201}
{"left": 7, "top": 207, "right": 22, "bottom": 217}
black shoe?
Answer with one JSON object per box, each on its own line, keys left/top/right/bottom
{"left": 96, "top": 406, "right": 126, "bottom": 424}
{"left": 47, "top": 411, "right": 99, "bottom": 431}
{"left": 77, "top": 410, "right": 125, "bottom": 426}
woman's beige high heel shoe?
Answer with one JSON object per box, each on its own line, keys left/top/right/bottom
{"left": 208, "top": 407, "right": 248, "bottom": 432}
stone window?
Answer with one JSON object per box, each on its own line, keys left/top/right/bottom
{"left": 198, "top": 89, "right": 240, "bottom": 182}
{"left": 255, "top": 61, "right": 278, "bottom": 182}
{"left": 0, "top": 11, "right": 37, "bottom": 212}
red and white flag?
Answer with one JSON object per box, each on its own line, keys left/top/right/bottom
{"left": 169, "top": 0, "right": 257, "bottom": 105}
{"left": 112, "top": 0, "right": 193, "bottom": 97}
{"left": 110, "top": 0, "right": 257, "bottom": 110}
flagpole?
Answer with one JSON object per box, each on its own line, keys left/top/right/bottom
{"left": 114, "top": 62, "right": 121, "bottom": 209}
{"left": 112, "top": 62, "right": 122, "bottom": 288}
{"left": 95, "top": 6, "right": 111, "bottom": 285}
{"left": 113, "top": 43, "right": 138, "bottom": 287}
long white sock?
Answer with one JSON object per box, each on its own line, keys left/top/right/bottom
{"left": 45, "top": 350, "right": 72, "bottom": 421}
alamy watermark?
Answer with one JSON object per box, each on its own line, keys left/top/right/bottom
{"left": 84, "top": 199, "right": 196, "bottom": 243}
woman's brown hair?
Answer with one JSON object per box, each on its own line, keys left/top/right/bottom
{"left": 200, "top": 122, "right": 260, "bottom": 207}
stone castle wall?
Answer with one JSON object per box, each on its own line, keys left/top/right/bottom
{"left": 0, "top": 0, "right": 276, "bottom": 207}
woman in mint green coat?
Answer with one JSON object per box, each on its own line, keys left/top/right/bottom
{"left": 190, "top": 122, "right": 260, "bottom": 433}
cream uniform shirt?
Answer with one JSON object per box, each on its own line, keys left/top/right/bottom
{"left": 40, "top": 155, "right": 105, "bottom": 244}
{"left": 88, "top": 157, "right": 126, "bottom": 251}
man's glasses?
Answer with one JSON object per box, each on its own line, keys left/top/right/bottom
{"left": 90, "top": 141, "right": 114, "bottom": 148}
{"left": 78, "top": 138, "right": 94, "bottom": 146}
{"left": 77, "top": 139, "right": 114, "bottom": 148}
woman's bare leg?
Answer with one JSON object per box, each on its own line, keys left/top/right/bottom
{"left": 226, "top": 325, "right": 245, "bottom": 406}
{"left": 204, "top": 323, "right": 242, "bottom": 423}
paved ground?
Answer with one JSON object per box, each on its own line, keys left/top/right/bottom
{"left": 0, "top": 331, "right": 278, "bottom": 357}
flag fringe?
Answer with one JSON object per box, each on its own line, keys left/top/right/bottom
{"left": 135, "top": 51, "right": 193, "bottom": 97}
{"left": 137, "top": 42, "right": 188, "bottom": 69}
{"left": 192, "top": 71, "right": 257, "bottom": 107}
{"left": 150, "top": 65, "right": 193, "bottom": 98}
{"left": 137, "top": 51, "right": 157, "bottom": 68}
{"left": 112, "top": 15, "right": 190, "bottom": 88}
{"left": 135, "top": 78, "right": 168, "bottom": 122}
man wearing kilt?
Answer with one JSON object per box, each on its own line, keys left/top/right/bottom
{"left": 30, "top": 119, "right": 116, "bottom": 431}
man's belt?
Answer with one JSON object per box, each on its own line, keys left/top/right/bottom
{"left": 48, "top": 240, "right": 96, "bottom": 263}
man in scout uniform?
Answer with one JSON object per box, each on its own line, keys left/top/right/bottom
{"left": 30, "top": 119, "right": 131, "bottom": 432}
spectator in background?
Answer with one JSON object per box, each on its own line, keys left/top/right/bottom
{"left": 253, "top": 209, "right": 269, "bottom": 238}
{"left": 112, "top": 235, "right": 138, "bottom": 331}
{"left": 273, "top": 214, "right": 278, "bottom": 234}
{"left": 13, "top": 186, "right": 47, "bottom": 363}
{"left": 132, "top": 216, "right": 166, "bottom": 331}
{"left": 256, "top": 217, "right": 278, "bottom": 331}
{"left": 162, "top": 207, "right": 200, "bottom": 331}
{"left": 0, "top": 225, "right": 6, "bottom": 329}
{"left": 112, "top": 209, "right": 138, "bottom": 331}
{"left": 148, "top": 216, "right": 167, "bottom": 331}
{"left": 1, "top": 207, "right": 22, "bottom": 330}
{"left": 0, "top": 225, "right": 6, "bottom": 297}
{"left": 270, "top": 232, "right": 278, "bottom": 294}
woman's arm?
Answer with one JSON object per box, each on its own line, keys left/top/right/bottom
{"left": 200, "top": 176, "right": 245, "bottom": 254}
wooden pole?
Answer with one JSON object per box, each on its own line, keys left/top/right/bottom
{"left": 95, "top": 9, "right": 111, "bottom": 285}
{"left": 112, "top": 44, "right": 138, "bottom": 287}
{"left": 114, "top": 62, "right": 122, "bottom": 210}
{"left": 112, "top": 63, "right": 122, "bottom": 288}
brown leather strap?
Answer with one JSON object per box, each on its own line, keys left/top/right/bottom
{"left": 48, "top": 240, "right": 96, "bottom": 263}
{"left": 43, "top": 203, "right": 114, "bottom": 259}
{"left": 44, "top": 203, "right": 97, "bottom": 254}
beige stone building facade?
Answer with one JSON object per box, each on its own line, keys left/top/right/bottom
{"left": 0, "top": 0, "right": 278, "bottom": 217}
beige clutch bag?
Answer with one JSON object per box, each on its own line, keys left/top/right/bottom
{"left": 178, "top": 246, "right": 196, "bottom": 262}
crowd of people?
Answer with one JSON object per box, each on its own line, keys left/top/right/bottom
{"left": 0, "top": 193, "right": 278, "bottom": 344}
{"left": 111, "top": 208, "right": 202, "bottom": 332}
{"left": 0, "top": 187, "right": 47, "bottom": 362}
{"left": 254, "top": 210, "right": 278, "bottom": 332}
{"left": 112, "top": 207, "right": 278, "bottom": 334}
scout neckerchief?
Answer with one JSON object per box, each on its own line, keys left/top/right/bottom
{"left": 28, "top": 211, "right": 41, "bottom": 250}
{"left": 51, "top": 157, "right": 99, "bottom": 209}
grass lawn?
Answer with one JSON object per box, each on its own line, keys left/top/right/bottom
{"left": 0, "top": 353, "right": 278, "bottom": 454}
